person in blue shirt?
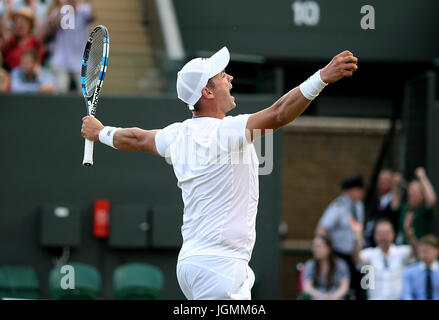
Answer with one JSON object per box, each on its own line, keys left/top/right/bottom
{"left": 10, "top": 48, "right": 54, "bottom": 93}
{"left": 402, "top": 234, "right": 439, "bottom": 300}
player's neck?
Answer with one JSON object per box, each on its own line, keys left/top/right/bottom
{"left": 192, "top": 103, "right": 225, "bottom": 119}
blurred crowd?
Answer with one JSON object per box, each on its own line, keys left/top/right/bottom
{"left": 299, "top": 167, "right": 439, "bottom": 300}
{"left": 0, "top": 0, "right": 96, "bottom": 94}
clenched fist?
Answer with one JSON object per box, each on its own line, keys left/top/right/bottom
{"left": 415, "top": 167, "right": 426, "bottom": 179}
{"left": 320, "top": 50, "right": 358, "bottom": 84}
{"left": 81, "top": 116, "right": 104, "bottom": 141}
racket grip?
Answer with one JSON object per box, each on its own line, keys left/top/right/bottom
{"left": 82, "top": 138, "right": 94, "bottom": 166}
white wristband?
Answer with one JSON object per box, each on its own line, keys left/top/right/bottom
{"left": 299, "top": 69, "right": 328, "bottom": 100}
{"left": 98, "top": 126, "right": 120, "bottom": 149}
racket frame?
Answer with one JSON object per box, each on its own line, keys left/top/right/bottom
{"left": 81, "top": 25, "right": 110, "bottom": 166}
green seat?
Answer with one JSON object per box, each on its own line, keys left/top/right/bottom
{"left": 49, "top": 263, "right": 101, "bottom": 300}
{"left": 113, "top": 263, "right": 164, "bottom": 300}
{"left": 0, "top": 265, "right": 40, "bottom": 299}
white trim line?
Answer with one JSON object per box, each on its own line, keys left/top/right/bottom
{"left": 155, "top": 0, "right": 185, "bottom": 60}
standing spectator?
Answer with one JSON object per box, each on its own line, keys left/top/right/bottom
{"left": 315, "top": 174, "right": 366, "bottom": 299}
{"left": 352, "top": 217, "right": 415, "bottom": 299}
{"left": 302, "top": 236, "right": 350, "bottom": 300}
{"left": 1, "top": 5, "right": 45, "bottom": 70}
{"left": 0, "top": 52, "right": 10, "bottom": 91}
{"left": 394, "top": 167, "right": 437, "bottom": 245}
{"left": 402, "top": 234, "right": 439, "bottom": 300}
{"left": 46, "top": 0, "right": 96, "bottom": 93}
{"left": 364, "top": 169, "right": 400, "bottom": 247}
{"left": 10, "top": 48, "right": 53, "bottom": 92}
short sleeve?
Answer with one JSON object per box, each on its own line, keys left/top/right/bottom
{"left": 359, "top": 248, "right": 373, "bottom": 264}
{"left": 218, "top": 114, "right": 250, "bottom": 151}
{"left": 9, "top": 68, "right": 20, "bottom": 92}
{"left": 303, "top": 260, "right": 316, "bottom": 281}
{"left": 40, "top": 69, "right": 54, "bottom": 86}
{"left": 154, "top": 122, "right": 181, "bottom": 157}
{"left": 335, "top": 259, "right": 350, "bottom": 280}
{"left": 398, "top": 245, "right": 413, "bottom": 264}
{"left": 318, "top": 204, "right": 340, "bottom": 230}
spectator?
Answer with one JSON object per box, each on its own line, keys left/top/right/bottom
{"left": 393, "top": 167, "right": 437, "bottom": 245}
{"left": 10, "top": 48, "right": 53, "bottom": 92}
{"left": 402, "top": 234, "right": 439, "bottom": 300}
{"left": 364, "top": 169, "right": 400, "bottom": 247}
{"left": 6, "top": 0, "right": 52, "bottom": 35}
{"left": 1, "top": 5, "right": 45, "bottom": 70}
{"left": 46, "top": 0, "right": 96, "bottom": 93}
{"left": 42, "top": 0, "right": 59, "bottom": 56}
{"left": 302, "top": 236, "right": 350, "bottom": 300}
{"left": 352, "top": 217, "right": 415, "bottom": 299}
{"left": 315, "top": 174, "right": 365, "bottom": 299}
{"left": 0, "top": 51, "right": 10, "bottom": 91}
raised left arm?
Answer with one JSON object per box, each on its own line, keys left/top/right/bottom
{"left": 415, "top": 167, "right": 437, "bottom": 209}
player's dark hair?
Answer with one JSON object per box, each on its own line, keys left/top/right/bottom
{"left": 312, "top": 235, "right": 337, "bottom": 292}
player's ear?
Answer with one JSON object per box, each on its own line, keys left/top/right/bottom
{"left": 201, "top": 86, "right": 214, "bottom": 100}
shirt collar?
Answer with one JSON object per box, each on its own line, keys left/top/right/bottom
{"left": 341, "top": 193, "right": 355, "bottom": 205}
{"left": 381, "top": 191, "right": 393, "bottom": 199}
{"left": 380, "top": 244, "right": 395, "bottom": 255}
{"left": 420, "top": 260, "right": 439, "bottom": 271}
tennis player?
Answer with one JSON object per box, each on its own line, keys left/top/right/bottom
{"left": 81, "top": 47, "right": 358, "bottom": 300}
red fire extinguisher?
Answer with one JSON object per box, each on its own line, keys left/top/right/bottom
{"left": 93, "top": 199, "right": 110, "bottom": 238}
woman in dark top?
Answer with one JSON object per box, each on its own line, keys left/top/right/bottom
{"left": 303, "top": 236, "right": 350, "bottom": 300}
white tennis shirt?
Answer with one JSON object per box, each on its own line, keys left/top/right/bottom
{"left": 155, "top": 114, "right": 259, "bottom": 262}
{"left": 359, "top": 245, "right": 412, "bottom": 300}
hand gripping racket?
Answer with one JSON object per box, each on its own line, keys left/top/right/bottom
{"left": 81, "top": 25, "right": 110, "bottom": 166}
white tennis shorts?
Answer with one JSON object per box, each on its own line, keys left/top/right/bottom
{"left": 176, "top": 255, "right": 255, "bottom": 300}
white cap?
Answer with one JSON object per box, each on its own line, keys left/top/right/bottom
{"left": 177, "top": 46, "right": 230, "bottom": 110}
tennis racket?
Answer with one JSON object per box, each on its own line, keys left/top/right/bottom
{"left": 81, "top": 25, "right": 110, "bottom": 166}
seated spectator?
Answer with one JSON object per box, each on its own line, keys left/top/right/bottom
{"left": 303, "top": 236, "right": 350, "bottom": 300}
{"left": 352, "top": 217, "right": 415, "bottom": 299}
{"left": 402, "top": 234, "right": 439, "bottom": 300}
{"left": 393, "top": 167, "right": 437, "bottom": 245}
{"left": 364, "top": 169, "right": 401, "bottom": 247}
{"left": 1, "top": 6, "right": 45, "bottom": 70}
{"left": 46, "top": 0, "right": 96, "bottom": 93}
{"left": 0, "top": 52, "right": 10, "bottom": 91}
{"left": 10, "top": 48, "right": 53, "bottom": 92}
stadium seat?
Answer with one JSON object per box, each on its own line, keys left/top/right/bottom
{"left": 49, "top": 263, "right": 101, "bottom": 300}
{"left": 113, "top": 263, "right": 164, "bottom": 300}
{"left": 0, "top": 265, "right": 40, "bottom": 299}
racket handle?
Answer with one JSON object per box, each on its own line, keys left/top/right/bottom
{"left": 82, "top": 138, "right": 94, "bottom": 166}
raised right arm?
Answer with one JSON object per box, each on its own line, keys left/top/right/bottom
{"left": 81, "top": 116, "right": 160, "bottom": 156}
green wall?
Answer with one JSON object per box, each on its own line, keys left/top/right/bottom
{"left": 174, "top": 0, "right": 439, "bottom": 62}
{"left": 0, "top": 93, "right": 282, "bottom": 299}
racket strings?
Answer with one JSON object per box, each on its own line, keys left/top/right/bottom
{"left": 85, "top": 29, "right": 105, "bottom": 96}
